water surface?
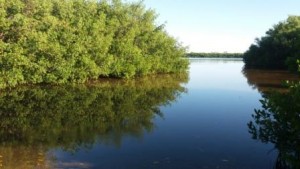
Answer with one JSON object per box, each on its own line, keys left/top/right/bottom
{"left": 0, "top": 58, "right": 298, "bottom": 169}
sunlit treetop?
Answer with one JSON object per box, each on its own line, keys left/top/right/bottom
{"left": 0, "top": 0, "right": 188, "bottom": 89}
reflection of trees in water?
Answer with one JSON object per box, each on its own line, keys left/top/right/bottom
{"left": 0, "top": 73, "right": 188, "bottom": 168}
{"left": 0, "top": 146, "right": 52, "bottom": 169}
{"left": 189, "top": 58, "right": 242, "bottom": 64}
{"left": 242, "top": 69, "right": 299, "bottom": 92}
{"left": 248, "top": 84, "right": 300, "bottom": 169}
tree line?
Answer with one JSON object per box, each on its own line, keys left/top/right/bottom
{"left": 243, "top": 16, "right": 300, "bottom": 71}
{"left": 187, "top": 52, "right": 243, "bottom": 58}
{"left": 0, "top": 0, "right": 189, "bottom": 89}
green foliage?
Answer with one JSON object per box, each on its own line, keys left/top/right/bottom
{"left": 0, "top": 0, "right": 189, "bottom": 89}
{"left": 248, "top": 84, "right": 300, "bottom": 168}
{"left": 187, "top": 52, "right": 243, "bottom": 58}
{"left": 248, "top": 62, "right": 300, "bottom": 168}
{"left": 0, "top": 73, "right": 188, "bottom": 150}
{"left": 243, "top": 16, "right": 300, "bottom": 71}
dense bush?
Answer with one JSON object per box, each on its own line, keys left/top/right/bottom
{"left": 243, "top": 16, "right": 300, "bottom": 71}
{"left": 0, "top": 0, "right": 189, "bottom": 89}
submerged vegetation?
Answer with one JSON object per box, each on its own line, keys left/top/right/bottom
{"left": 0, "top": 0, "right": 188, "bottom": 89}
{"left": 243, "top": 16, "right": 300, "bottom": 71}
{"left": 187, "top": 52, "right": 242, "bottom": 58}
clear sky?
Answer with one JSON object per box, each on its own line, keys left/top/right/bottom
{"left": 127, "top": 0, "right": 300, "bottom": 53}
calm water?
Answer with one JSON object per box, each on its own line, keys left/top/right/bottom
{"left": 0, "top": 58, "right": 298, "bottom": 169}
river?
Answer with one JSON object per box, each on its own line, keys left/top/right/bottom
{"left": 0, "top": 58, "right": 298, "bottom": 169}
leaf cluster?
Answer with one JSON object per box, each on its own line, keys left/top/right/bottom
{"left": 243, "top": 16, "right": 300, "bottom": 71}
{"left": 0, "top": 0, "right": 189, "bottom": 89}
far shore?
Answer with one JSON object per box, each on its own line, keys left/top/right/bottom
{"left": 186, "top": 52, "right": 243, "bottom": 58}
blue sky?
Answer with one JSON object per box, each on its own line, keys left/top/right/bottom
{"left": 127, "top": 0, "right": 300, "bottom": 53}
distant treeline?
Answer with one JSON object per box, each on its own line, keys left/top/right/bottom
{"left": 186, "top": 52, "right": 243, "bottom": 58}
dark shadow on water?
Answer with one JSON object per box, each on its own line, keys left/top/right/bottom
{"left": 0, "top": 73, "right": 188, "bottom": 169}
{"left": 242, "top": 68, "right": 299, "bottom": 93}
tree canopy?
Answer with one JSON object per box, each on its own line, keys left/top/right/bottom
{"left": 243, "top": 16, "right": 300, "bottom": 71}
{"left": 0, "top": 0, "right": 189, "bottom": 89}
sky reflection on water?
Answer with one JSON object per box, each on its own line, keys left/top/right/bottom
{"left": 52, "top": 59, "right": 278, "bottom": 169}
{"left": 1, "top": 58, "right": 294, "bottom": 169}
